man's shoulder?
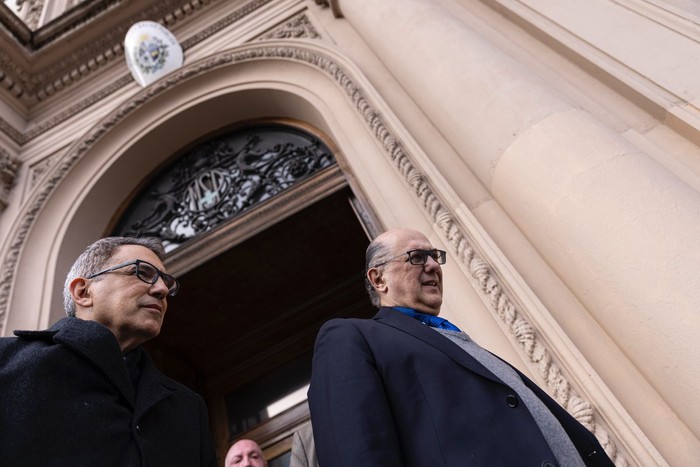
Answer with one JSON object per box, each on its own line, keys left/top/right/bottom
{"left": 0, "top": 318, "right": 70, "bottom": 352}
{"left": 11, "top": 317, "right": 106, "bottom": 339}
{"left": 0, "top": 320, "right": 74, "bottom": 375}
{"left": 319, "top": 313, "right": 380, "bottom": 331}
{"left": 156, "top": 372, "right": 203, "bottom": 400}
{"left": 155, "top": 372, "right": 209, "bottom": 413}
{"left": 10, "top": 317, "right": 68, "bottom": 340}
{"left": 0, "top": 334, "right": 28, "bottom": 356}
{"left": 318, "top": 308, "right": 414, "bottom": 338}
{"left": 140, "top": 351, "right": 205, "bottom": 402}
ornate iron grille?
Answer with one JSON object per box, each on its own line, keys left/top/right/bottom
{"left": 113, "top": 124, "right": 336, "bottom": 251}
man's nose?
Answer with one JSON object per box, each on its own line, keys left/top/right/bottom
{"left": 424, "top": 255, "right": 441, "bottom": 270}
{"left": 150, "top": 275, "right": 170, "bottom": 298}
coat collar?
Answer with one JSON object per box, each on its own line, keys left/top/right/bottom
{"left": 17, "top": 317, "right": 175, "bottom": 412}
{"left": 374, "top": 307, "right": 505, "bottom": 385}
{"left": 35, "top": 317, "right": 137, "bottom": 404}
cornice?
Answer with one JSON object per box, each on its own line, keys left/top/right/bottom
{"left": 0, "top": 41, "right": 626, "bottom": 464}
{"left": 0, "top": 0, "right": 276, "bottom": 145}
{"left": 0, "top": 0, "right": 227, "bottom": 104}
{"left": 0, "top": 2, "right": 31, "bottom": 44}
{"left": 32, "top": 0, "right": 130, "bottom": 46}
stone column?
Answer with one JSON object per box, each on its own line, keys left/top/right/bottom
{"left": 335, "top": 0, "right": 699, "bottom": 446}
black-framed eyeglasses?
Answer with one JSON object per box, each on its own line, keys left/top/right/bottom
{"left": 372, "top": 249, "right": 447, "bottom": 268}
{"left": 87, "top": 259, "right": 180, "bottom": 296}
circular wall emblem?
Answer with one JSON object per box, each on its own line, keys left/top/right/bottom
{"left": 134, "top": 36, "right": 169, "bottom": 74}
{"left": 124, "top": 21, "right": 183, "bottom": 87}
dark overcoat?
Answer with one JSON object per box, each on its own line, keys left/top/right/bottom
{"left": 0, "top": 317, "right": 216, "bottom": 467}
{"left": 308, "top": 307, "right": 613, "bottom": 467}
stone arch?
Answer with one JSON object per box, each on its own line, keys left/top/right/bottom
{"left": 0, "top": 39, "right": 625, "bottom": 462}
{"left": 0, "top": 40, "right": 390, "bottom": 332}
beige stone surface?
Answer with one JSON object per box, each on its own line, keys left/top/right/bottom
{"left": 2, "top": 0, "right": 700, "bottom": 464}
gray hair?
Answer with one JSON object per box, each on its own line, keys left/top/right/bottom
{"left": 364, "top": 236, "right": 391, "bottom": 308}
{"left": 63, "top": 236, "right": 166, "bottom": 316}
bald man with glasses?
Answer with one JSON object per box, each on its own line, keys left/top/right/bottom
{"left": 0, "top": 236, "right": 216, "bottom": 467}
{"left": 308, "top": 228, "right": 613, "bottom": 467}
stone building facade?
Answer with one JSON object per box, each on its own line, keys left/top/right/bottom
{"left": 1, "top": 0, "right": 698, "bottom": 465}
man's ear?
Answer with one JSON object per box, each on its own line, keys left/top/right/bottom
{"left": 367, "top": 267, "right": 387, "bottom": 293}
{"left": 69, "top": 277, "right": 93, "bottom": 311}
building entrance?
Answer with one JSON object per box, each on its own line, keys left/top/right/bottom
{"left": 145, "top": 186, "right": 374, "bottom": 465}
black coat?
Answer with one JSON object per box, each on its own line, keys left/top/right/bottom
{"left": 0, "top": 317, "right": 217, "bottom": 467}
{"left": 308, "top": 307, "right": 613, "bottom": 467}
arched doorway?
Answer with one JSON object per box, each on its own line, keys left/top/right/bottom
{"left": 110, "top": 120, "right": 378, "bottom": 464}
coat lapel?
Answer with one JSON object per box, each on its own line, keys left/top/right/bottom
{"left": 133, "top": 351, "right": 176, "bottom": 421}
{"left": 375, "top": 307, "right": 506, "bottom": 386}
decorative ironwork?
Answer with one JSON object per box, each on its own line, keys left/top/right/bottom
{"left": 113, "top": 124, "right": 336, "bottom": 250}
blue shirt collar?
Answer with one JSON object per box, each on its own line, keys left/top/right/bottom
{"left": 392, "top": 307, "right": 461, "bottom": 332}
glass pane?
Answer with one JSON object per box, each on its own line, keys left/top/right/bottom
{"left": 268, "top": 451, "right": 292, "bottom": 467}
{"left": 225, "top": 351, "right": 312, "bottom": 440}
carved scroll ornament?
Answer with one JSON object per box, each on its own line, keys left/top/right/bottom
{"left": 0, "top": 149, "right": 20, "bottom": 212}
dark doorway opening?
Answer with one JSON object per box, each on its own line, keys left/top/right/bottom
{"left": 145, "top": 187, "right": 374, "bottom": 464}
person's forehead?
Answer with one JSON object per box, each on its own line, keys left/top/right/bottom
{"left": 111, "top": 245, "right": 163, "bottom": 267}
{"left": 232, "top": 441, "right": 262, "bottom": 455}
{"left": 237, "top": 447, "right": 261, "bottom": 454}
{"left": 391, "top": 231, "right": 433, "bottom": 250}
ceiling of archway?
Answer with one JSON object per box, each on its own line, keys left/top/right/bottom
{"left": 145, "top": 187, "right": 374, "bottom": 395}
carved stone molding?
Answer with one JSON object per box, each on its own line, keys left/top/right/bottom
{"left": 0, "top": 116, "right": 24, "bottom": 144}
{"left": 29, "top": 153, "right": 56, "bottom": 188}
{"left": 0, "top": 0, "right": 245, "bottom": 103}
{"left": 180, "top": 0, "right": 272, "bottom": 49}
{"left": 40, "top": 0, "right": 215, "bottom": 101}
{"left": 17, "top": 0, "right": 43, "bottom": 30}
{"left": 258, "top": 13, "right": 321, "bottom": 41}
{"left": 0, "top": 43, "right": 626, "bottom": 464}
{"left": 0, "top": 2, "right": 31, "bottom": 43}
{"left": 0, "top": 0, "right": 275, "bottom": 146}
{"left": 0, "top": 148, "right": 20, "bottom": 212}
{"left": 313, "top": 0, "right": 342, "bottom": 18}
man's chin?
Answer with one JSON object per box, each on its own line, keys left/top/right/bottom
{"left": 137, "top": 323, "right": 162, "bottom": 341}
{"left": 419, "top": 304, "right": 442, "bottom": 316}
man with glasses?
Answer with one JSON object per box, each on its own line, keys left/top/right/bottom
{"left": 308, "top": 228, "right": 612, "bottom": 466}
{"left": 0, "top": 236, "right": 217, "bottom": 467}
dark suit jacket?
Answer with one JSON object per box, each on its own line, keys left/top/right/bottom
{"left": 0, "top": 317, "right": 216, "bottom": 467}
{"left": 308, "top": 307, "right": 613, "bottom": 467}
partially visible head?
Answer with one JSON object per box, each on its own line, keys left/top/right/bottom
{"left": 225, "top": 439, "right": 267, "bottom": 467}
{"left": 365, "top": 228, "right": 444, "bottom": 315}
{"left": 364, "top": 236, "right": 391, "bottom": 307}
{"left": 63, "top": 236, "right": 172, "bottom": 352}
